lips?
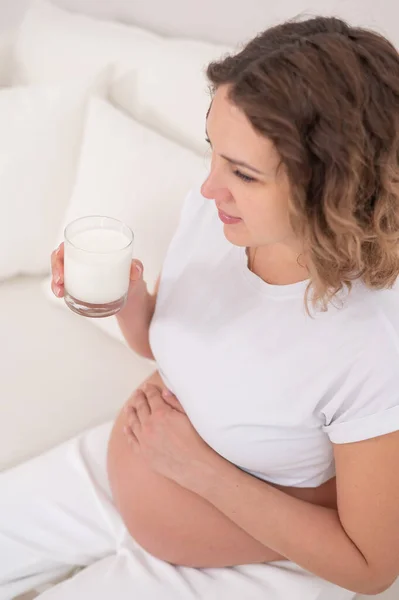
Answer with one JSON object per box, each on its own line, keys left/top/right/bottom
{"left": 217, "top": 209, "right": 242, "bottom": 225}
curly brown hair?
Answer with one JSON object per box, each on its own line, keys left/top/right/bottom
{"left": 206, "top": 16, "right": 399, "bottom": 308}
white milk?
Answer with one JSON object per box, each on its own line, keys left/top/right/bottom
{"left": 64, "top": 228, "right": 132, "bottom": 304}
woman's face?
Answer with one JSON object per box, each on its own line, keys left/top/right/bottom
{"left": 201, "top": 85, "right": 296, "bottom": 249}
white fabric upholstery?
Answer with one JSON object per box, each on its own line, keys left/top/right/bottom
{"left": 0, "top": 276, "right": 154, "bottom": 471}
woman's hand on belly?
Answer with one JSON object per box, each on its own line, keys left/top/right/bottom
{"left": 107, "top": 372, "right": 337, "bottom": 568}
{"left": 122, "top": 383, "right": 216, "bottom": 490}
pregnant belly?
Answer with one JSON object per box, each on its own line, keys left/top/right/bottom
{"left": 107, "top": 371, "right": 337, "bottom": 567}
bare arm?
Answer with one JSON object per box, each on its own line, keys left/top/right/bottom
{"left": 116, "top": 273, "right": 160, "bottom": 360}
{"left": 187, "top": 431, "right": 399, "bottom": 595}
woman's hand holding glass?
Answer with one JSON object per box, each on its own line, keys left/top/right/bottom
{"left": 50, "top": 242, "right": 145, "bottom": 305}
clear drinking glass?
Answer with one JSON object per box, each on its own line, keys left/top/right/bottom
{"left": 64, "top": 216, "right": 134, "bottom": 318}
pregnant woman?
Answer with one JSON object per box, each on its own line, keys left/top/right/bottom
{"left": 1, "top": 15, "right": 399, "bottom": 600}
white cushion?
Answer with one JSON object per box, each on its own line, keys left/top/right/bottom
{"left": 44, "top": 97, "right": 208, "bottom": 343}
{"left": 13, "top": 0, "right": 160, "bottom": 85}
{"left": 0, "top": 276, "right": 154, "bottom": 471}
{"left": 0, "top": 78, "right": 107, "bottom": 281}
{"left": 14, "top": 0, "right": 232, "bottom": 153}
{"left": 112, "top": 37, "right": 231, "bottom": 154}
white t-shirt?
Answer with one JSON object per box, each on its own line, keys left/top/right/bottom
{"left": 149, "top": 187, "right": 399, "bottom": 488}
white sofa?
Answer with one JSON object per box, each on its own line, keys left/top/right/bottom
{"left": 0, "top": 2, "right": 397, "bottom": 599}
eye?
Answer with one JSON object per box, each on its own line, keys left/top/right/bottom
{"left": 233, "top": 169, "right": 256, "bottom": 183}
{"left": 205, "top": 137, "right": 212, "bottom": 146}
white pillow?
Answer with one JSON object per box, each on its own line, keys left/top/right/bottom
{"left": 112, "top": 37, "right": 231, "bottom": 154}
{"left": 14, "top": 0, "right": 232, "bottom": 154}
{"left": 0, "top": 78, "right": 107, "bottom": 281}
{"left": 44, "top": 97, "right": 208, "bottom": 344}
{"left": 13, "top": 0, "right": 160, "bottom": 84}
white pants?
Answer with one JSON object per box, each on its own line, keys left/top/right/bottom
{"left": 0, "top": 421, "right": 356, "bottom": 600}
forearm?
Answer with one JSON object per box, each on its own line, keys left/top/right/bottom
{"left": 191, "top": 456, "right": 378, "bottom": 595}
{"left": 167, "top": 479, "right": 337, "bottom": 568}
{"left": 117, "top": 284, "right": 156, "bottom": 359}
{"left": 194, "top": 479, "right": 338, "bottom": 567}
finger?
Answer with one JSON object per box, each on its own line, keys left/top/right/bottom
{"left": 57, "top": 242, "right": 65, "bottom": 260}
{"left": 51, "top": 243, "right": 64, "bottom": 284}
{"left": 51, "top": 279, "right": 64, "bottom": 298}
{"left": 162, "top": 389, "right": 185, "bottom": 413}
{"left": 142, "top": 383, "right": 165, "bottom": 412}
{"left": 51, "top": 243, "right": 64, "bottom": 268}
{"left": 128, "top": 406, "right": 141, "bottom": 433}
{"left": 133, "top": 389, "right": 151, "bottom": 421}
{"left": 124, "top": 388, "right": 148, "bottom": 410}
{"left": 123, "top": 425, "right": 139, "bottom": 447}
{"left": 129, "top": 260, "right": 143, "bottom": 283}
{"left": 123, "top": 389, "right": 141, "bottom": 414}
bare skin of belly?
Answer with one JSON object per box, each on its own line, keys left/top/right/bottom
{"left": 107, "top": 371, "right": 337, "bottom": 568}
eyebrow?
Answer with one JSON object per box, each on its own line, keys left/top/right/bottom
{"left": 205, "top": 125, "right": 266, "bottom": 176}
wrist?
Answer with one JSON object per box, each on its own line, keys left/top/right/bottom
{"left": 118, "top": 280, "right": 150, "bottom": 319}
{"left": 116, "top": 281, "right": 156, "bottom": 359}
{"left": 187, "top": 449, "right": 235, "bottom": 497}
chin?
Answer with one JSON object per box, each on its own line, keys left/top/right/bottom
{"left": 222, "top": 224, "right": 250, "bottom": 247}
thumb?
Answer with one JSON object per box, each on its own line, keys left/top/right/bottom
{"left": 129, "top": 260, "right": 144, "bottom": 283}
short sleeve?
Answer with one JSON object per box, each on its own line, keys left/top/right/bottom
{"left": 322, "top": 328, "right": 399, "bottom": 444}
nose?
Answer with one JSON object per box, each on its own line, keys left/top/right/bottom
{"left": 201, "top": 169, "right": 232, "bottom": 203}
{"left": 200, "top": 175, "right": 214, "bottom": 199}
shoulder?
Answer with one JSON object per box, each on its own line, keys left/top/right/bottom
{"left": 335, "top": 284, "right": 399, "bottom": 379}
{"left": 323, "top": 283, "right": 399, "bottom": 357}
{"left": 347, "top": 284, "right": 399, "bottom": 357}
{"left": 320, "top": 284, "right": 399, "bottom": 444}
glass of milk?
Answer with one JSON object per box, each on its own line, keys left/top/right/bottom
{"left": 64, "top": 216, "right": 133, "bottom": 318}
